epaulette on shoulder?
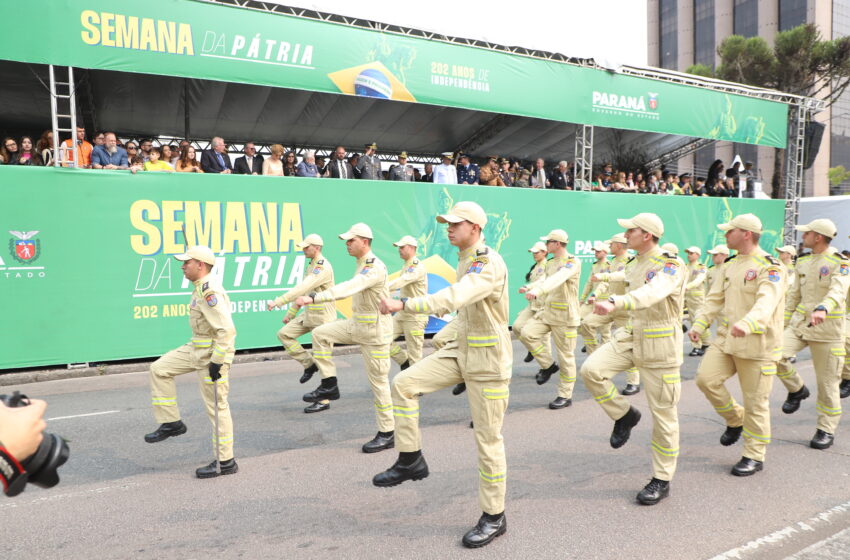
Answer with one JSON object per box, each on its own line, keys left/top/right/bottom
{"left": 476, "top": 247, "right": 489, "bottom": 256}
{"left": 765, "top": 255, "right": 779, "bottom": 265}
{"left": 413, "top": 258, "right": 420, "bottom": 265}
{"left": 626, "top": 256, "right": 636, "bottom": 264}
{"left": 661, "top": 251, "right": 675, "bottom": 259}
{"left": 365, "top": 257, "right": 375, "bottom": 264}
{"left": 724, "top": 255, "right": 737, "bottom": 263}
{"left": 317, "top": 259, "right": 325, "bottom": 265}
{"left": 838, "top": 252, "right": 850, "bottom": 261}
{"left": 202, "top": 281, "right": 209, "bottom": 292}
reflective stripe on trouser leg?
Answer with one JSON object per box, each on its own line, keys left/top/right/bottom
{"left": 518, "top": 318, "right": 554, "bottom": 368}
{"left": 277, "top": 320, "right": 314, "bottom": 369}
{"left": 392, "top": 351, "right": 464, "bottom": 452}
{"left": 580, "top": 310, "right": 612, "bottom": 355}
{"left": 311, "top": 319, "right": 356, "bottom": 379}
{"left": 777, "top": 329, "right": 809, "bottom": 393}
{"left": 197, "top": 363, "right": 234, "bottom": 461}
{"left": 389, "top": 315, "right": 408, "bottom": 365}
{"left": 467, "top": 378, "right": 509, "bottom": 515}
{"left": 642, "top": 367, "right": 681, "bottom": 481}
{"left": 625, "top": 367, "right": 640, "bottom": 386}
{"left": 843, "top": 334, "right": 850, "bottom": 379}
{"left": 810, "top": 341, "right": 844, "bottom": 434}
{"left": 695, "top": 346, "right": 744, "bottom": 428}
{"left": 362, "top": 343, "right": 394, "bottom": 432}
{"left": 402, "top": 316, "right": 429, "bottom": 365}
{"left": 150, "top": 344, "right": 198, "bottom": 423}
{"left": 737, "top": 357, "right": 775, "bottom": 462}
{"left": 580, "top": 340, "right": 633, "bottom": 421}
{"left": 556, "top": 328, "right": 578, "bottom": 399}
{"left": 685, "top": 294, "right": 706, "bottom": 348}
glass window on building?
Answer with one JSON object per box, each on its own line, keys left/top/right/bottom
{"left": 659, "top": 0, "right": 678, "bottom": 69}
{"left": 779, "top": 0, "right": 808, "bottom": 31}
{"left": 733, "top": 0, "right": 758, "bottom": 38}
{"left": 694, "top": 0, "right": 716, "bottom": 68}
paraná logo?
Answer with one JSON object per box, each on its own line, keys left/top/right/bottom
{"left": 648, "top": 92, "right": 658, "bottom": 110}
{"left": 9, "top": 230, "right": 41, "bottom": 264}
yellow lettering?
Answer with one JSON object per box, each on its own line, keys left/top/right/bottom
{"left": 140, "top": 18, "right": 156, "bottom": 51}
{"left": 116, "top": 15, "right": 139, "bottom": 49}
{"left": 157, "top": 20, "right": 176, "bottom": 54}
{"left": 185, "top": 201, "right": 222, "bottom": 252}
{"left": 80, "top": 10, "right": 100, "bottom": 45}
{"left": 177, "top": 23, "right": 194, "bottom": 55}
{"left": 161, "top": 200, "right": 185, "bottom": 255}
{"left": 249, "top": 202, "right": 278, "bottom": 253}
{"left": 100, "top": 12, "right": 115, "bottom": 47}
{"left": 223, "top": 202, "right": 250, "bottom": 253}
{"left": 278, "top": 203, "right": 303, "bottom": 253}
{"left": 130, "top": 200, "right": 161, "bottom": 255}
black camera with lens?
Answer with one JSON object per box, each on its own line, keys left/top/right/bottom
{"left": 0, "top": 391, "right": 69, "bottom": 497}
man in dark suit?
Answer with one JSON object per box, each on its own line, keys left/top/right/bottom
{"left": 328, "top": 146, "right": 354, "bottom": 179}
{"left": 233, "top": 142, "right": 264, "bottom": 175}
{"left": 550, "top": 161, "right": 573, "bottom": 190}
{"left": 201, "top": 137, "right": 232, "bottom": 174}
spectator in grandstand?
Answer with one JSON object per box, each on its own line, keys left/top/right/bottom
{"left": 13, "top": 136, "right": 42, "bottom": 166}
{"left": 420, "top": 162, "right": 434, "bottom": 182}
{"left": 328, "top": 146, "right": 354, "bottom": 179}
{"left": 296, "top": 150, "right": 320, "bottom": 178}
{"left": 637, "top": 178, "right": 650, "bottom": 193}
{"left": 626, "top": 172, "right": 635, "bottom": 189}
{"left": 36, "top": 130, "right": 54, "bottom": 166}
{"left": 615, "top": 171, "right": 637, "bottom": 193}
{"left": 514, "top": 168, "right": 531, "bottom": 188}
{"left": 235, "top": 142, "right": 264, "bottom": 175}
{"left": 592, "top": 172, "right": 608, "bottom": 191}
{"left": 143, "top": 147, "right": 175, "bottom": 172}
{"left": 125, "top": 142, "right": 139, "bottom": 167}
{"left": 262, "top": 144, "right": 285, "bottom": 176}
{"left": 59, "top": 127, "right": 93, "bottom": 168}
{"left": 348, "top": 153, "right": 361, "bottom": 179}
{"left": 1, "top": 137, "right": 17, "bottom": 164}
{"left": 167, "top": 144, "right": 180, "bottom": 166}
{"left": 91, "top": 132, "right": 128, "bottom": 170}
{"left": 93, "top": 132, "right": 105, "bottom": 147}
{"left": 283, "top": 151, "right": 298, "bottom": 177}
{"left": 200, "top": 137, "right": 232, "bottom": 174}
{"left": 456, "top": 154, "right": 480, "bottom": 185}
{"left": 413, "top": 168, "right": 422, "bottom": 181}
{"left": 657, "top": 181, "right": 672, "bottom": 195}
{"left": 477, "top": 156, "right": 504, "bottom": 186}
{"left": 706, "top": 159, "right": 725, "bottom": 191}
{"left": 550, "top": 161, "right": 572, "bottom": 190}
{"left": 139, "top": 138, "right": 153, "bottom": 162}
{"left": 499, "top": 159, "right": 514, "bottom": 187}
{"left": 388, "top": 152, "right": 415, "bottom": 181}
{"left": 677, "top": 173, "right": 693, "bottom": 195}
{"left": 725, "top": 161, "right": 741, "bottom": 180}
{"left": 692, "top": 177, "right": 707, "bottom": 196}
{"left": 160, "top": 145, "right": 176, "bottom": 169}
{"left": 530, "top": 158, "right": 549, "bottom": 188}
{"left": 316, "top": 156, "right": 328, "bottom": 177}
{"left": 176, "top": 146, "right": 203, "bottom": 173}
{"left": 433, "top": 152, "right": 457, "bottom": 184}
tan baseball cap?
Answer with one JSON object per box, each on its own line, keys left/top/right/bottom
{"left": 795, "top": 218, "right": 838, "bottom": 238}
{"left": 339, "top": 222, "right": 373, "bottom": 240}
{"left": 685, "top": 246, "right": 702, "bottom": 256}
{"left": 617, "top": 213, "right": 664, "bottom": 238}
{"left": 436, "top": 201, "right": 488, "bottom": 227}
{"left": 707, "top": 244, "right": 730, "bottom": 255}
{"left": 718, "top": 213, "right": 763, "bottom": 234}
{"left": 174, "top": 245, "right": 216, "bottom": 266}
{"left": 392, "top": 235, "right": 418, "bottom": 247}
{"left": 775, "top": 244, "right": 797, "bottom": 256}
{"left": 540, "top": 229, "right": 569, "bottom": 243}
{"left": 661, "top": 242, "right": 679, "bottom": 255}
{"left": 593, "top": 240, "right": 610, "bottom": 252}
{"left": 528, "top": 241, "right": 547, "bottom": 253}
{"left": 296, "top": 233, "right": 324, "bottom": 249}
{"left": 609, "top": 233, "right": 627, "bottom": 244}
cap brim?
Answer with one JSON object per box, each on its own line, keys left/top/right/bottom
{"left": 174, "top": 253, "right": 192, "bottom": 261}
{"left": 338, "top": 231, "right": 356, "bottom": 240}
{"left": 436, "top": 214, "right": 464, "bottom": 224}
{"left": 617, "top": 218, "right": 637, "bottom": 230}
{"left": 717, "top": 223, "right": 733, "bottom": 231}
{"left": 794, "top": 225, "right": 811, "bottom": 232}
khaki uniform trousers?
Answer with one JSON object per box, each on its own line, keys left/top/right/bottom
{"left": 777, "top": 329, "right": 845, "bottom": 434}
{"left": 432, "top": 320, "right": 458, "bottom": 351}
{"left": 695, "top": 345, "right": 775, "bottom": 461}
{"left": 844, "top": 323, "right": 850, "bottom": 382}
{"left": 390, "top": 314, "right": 429, "bottom": 366}
{"left": 392, "top": 351, "right": 509, "bottom": 515}
{"left": 276, "top": 316, "right": 315, "bottom": 369}
{"left": 685, "top": 293, "right": 707, "bottom": 348}
{"left": 150, "top": 344, "right": 234, "bottom": 460}
{"left": 580, "top": 341, "right": 681, "bottom": 481}
{"left": 520, "top": 318, "right": 577, "bottom": 399}
{"left": 311, "top": 319, "right": 394, "bottom": 432}
{"left": 578, "top": 303, "right": 612, "bottom": 354}
{"left": 513, "top": 307, "right": 550, "bottom": 352}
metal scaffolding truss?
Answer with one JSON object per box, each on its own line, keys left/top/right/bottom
{"left": 574, "top": 125, "right": 593, "bottom": 191}
{"left": 644, "top": 137, "right": 716, "bottom": 171}
{"left": 784, "top": 103, "right": 808, "bottom": 244}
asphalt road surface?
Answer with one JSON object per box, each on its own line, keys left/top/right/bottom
{"left": 3, "top": 341, "right": 849, "bottom": 559}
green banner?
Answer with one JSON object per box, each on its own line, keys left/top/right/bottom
{"left": 0, "top": 0, "right": 787, "bottom": 147}
{"left": 0, "top": 167, "right": 785, "bottom": 370}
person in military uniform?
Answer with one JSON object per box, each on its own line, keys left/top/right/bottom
{"left": 294, "top": 223, "right": 395, "bottom": 453}
{"left": 589, "top": 233, "right": 640, "bottom": 395}
{"left": 145, "top": 246, "right": 238, "bottom": 479}
{"left": 776, "top": 218, "right": 850, "bottom": 450}
{"left": 388, "top": 152, "right": 415, "bottom": 182}
{"left": 581, "top": 213, "right": 686, "bottom": 505}
{"left": 775, "top": 245, "right": 797, "bottom": 288}
{"left": 388, "top": 235, "right": 429, "bottom": 369}
{"left": 499, "top": 158, "right": 514, "bottom": 187}
{"left": 661, "top": 242, "right": 679, "bottom": 257}
{"left": 684, "top": 247, "right": 709, "bottom": 356}
{"left": 373, "top": 201, "right": 511, "bottom": 549}
{"left": 356, "top": 143, "right": 382, "bottom": 180}
{"left": 518, "top": 229, "right": 582, "bottom": 410}
{"left": 267, "top": 234, "right": 337, "bottom": 413}
{"left": 479, "top": 156, "right": 506, "bottom": 186}
{"left": 456, "top": 154, "right": 480, "bottom": 185}
{"left": 706, "top": 244, "right": 731, "bottom": 289}
{"left": 515, "top": 242, "right": 550, "bottom": 364}
{"left": 433, "top": 152, "right": 457, "bottom": 184}
{"left": 689, "top": 214, "right": 786, "bottom": 476}
{"left": 579, "top": 241, "right": 611, "bottom": 355}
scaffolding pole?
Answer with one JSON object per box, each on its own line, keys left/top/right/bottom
{"left": 783, "top": 103, "right": 807, "bottom": 244}
{"left": 574, "top": 125, "right": 593, "bottom": 191}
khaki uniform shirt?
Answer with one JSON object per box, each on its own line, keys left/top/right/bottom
{"left": 405, "top": 241, "right": 511, "bottom": 380}
{"left": 527, "top": 261, "right": 547, "bottom": 312}
{"left": 610, "top": 247, "right": 686, "bottom": 368}
{"left": 272, "top": 254, "right": 336, "bottom": 328}
{"left": 581, "top": 259, "right": 610, "bottom": 302}
{"left": 190, "top": 274, "right": 237, "bottom": 365}
{"left": 785, "top": 247, "right": 850, "bottom": 342}
{"left": 313, "top": 250, "right": 392, "bottom": 344}
{"left": 527, "top": 253, "right": 582, "bottom": 326}
{"left": 706, "top": 264, "right": 724, "bottom": 291}
{"left": 479, "top": 165, "right": 506, "bottom": 186}
{"left": 692, "top": 248, "right": 786, "bottom": 361}
{"left": 388, "top": 257, "right": 428, "bottom": 320}
{"left": 685, "top": 261, "right": 708, "bottom": 295}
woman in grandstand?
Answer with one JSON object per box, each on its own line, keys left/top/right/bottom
{"left": 282, "top": 150, "right": 298, "bottom": 176}
{"left": 1, "top": 137, "right": 19, "bottom": 164}
{"left": 14, "top": 136, "right": 43, "bottom": 166}
{"left": 36, "top": 130, "right": 54, "bottom": 166}
{"left": 143, "top": 147, "right": 175, "bottom": 172}
{"left": 176, "top": 146, "right": 203, "bottom": 173}
{"left": 262, "top": 144, "right": 285, "bottom": 176}
{"left": 160, "top": 145, "right": 176, "bottom": 169}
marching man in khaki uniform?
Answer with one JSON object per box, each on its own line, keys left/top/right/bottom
{"left": 515, "top": 241, "right": 549, "bottom": 363}
{"left": 581, "top": 213, "right": 686, "bottom": 505}
{"left": 706, "top": 245, "right": 731, "bottom": 290}
{"left": 373, "top": 201, "right": 511, "bottom": 548}
{"left": 145, "top": 246, "right": 238, "bottom": 479}
{"left": 578, "top": 241, "right": 611, "bottom": 355}
{"left": 776, "top": 245, "right": 797, "bottom": 290}
{"left": 388, "top": 235, "right": 429, "bottom": 369}
{"left": 684, "top": 247, "right": 709, "bottom": 357}
{"left": 294, "top": 223, "right": 396, "bottom": 453}
{"left": 777, "top": 218, "right": 850, "bottom": 450}
{"left": 267, "top": 234, "right": 337, "bottom": 413}
{"left": 519, "top": 229, "right": 582, "bottom": 410}
{"left": 591, "top": 233, "right": 640, "bottom": 395}
{"left": 689, "top": 214, "right": 786, "bottom": 476}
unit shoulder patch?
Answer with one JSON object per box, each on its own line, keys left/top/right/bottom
{"left": 466, "top": 259, "right": 487, "bottom": 274}
{"left": 662, "top": 260, "right": 679, "bottom": 275}
{"left": 767, "top": 266, "right": 782, "bottom": 283}
{"left": 205, "top": 294, "right": 218, "bottom": 307}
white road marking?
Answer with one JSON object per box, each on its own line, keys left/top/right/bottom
{"left": 47, "top": 410, "right": 121, "bottom": 421}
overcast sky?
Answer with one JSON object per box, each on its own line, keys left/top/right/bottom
{"left": 276, "top": 0, "right": 648, "bottom": 67}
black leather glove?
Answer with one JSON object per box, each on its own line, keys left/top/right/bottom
{"left": 208, "top": 362, "right": 223, "bottom": 382}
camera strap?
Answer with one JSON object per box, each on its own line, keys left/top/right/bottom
{"left": 0, "top": 445, "right": 28, "bottom": 497}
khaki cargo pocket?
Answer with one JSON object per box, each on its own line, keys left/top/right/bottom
{"left": 658, "top": 371, "right": 681, "bottom": 408}
{"left": 464, "top": 333, "right": 501, "bottom": 376}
